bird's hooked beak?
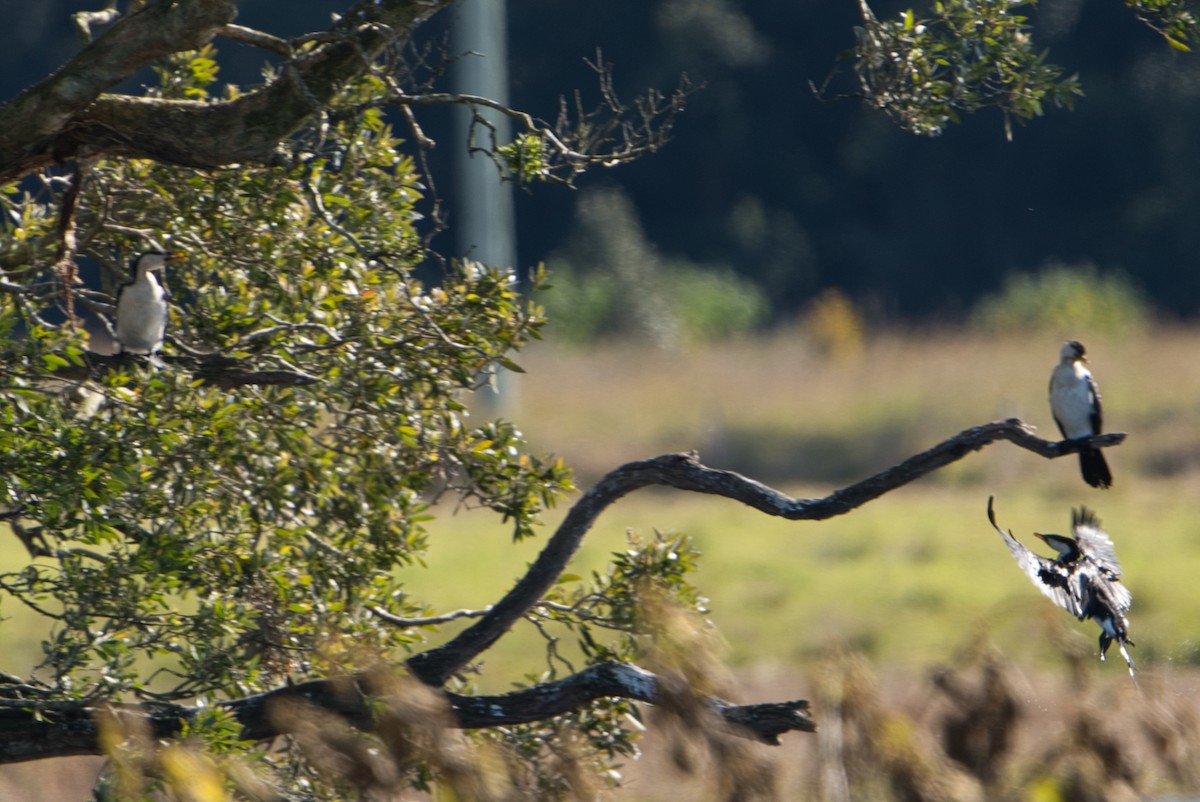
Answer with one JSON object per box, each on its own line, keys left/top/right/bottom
{"left": 144, "top": 250, "right": 184, "bottom": 273}
{"left": 1032, "top": 531, "right": 1078, "bottom": 560}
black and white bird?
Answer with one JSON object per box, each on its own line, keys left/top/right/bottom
{"left": 114, "top": 250, "right": 174, "bottom": 356}
{"left": 987, "top": 497, "right": 1135, "bottom": 680}
{"left": 1049, "top": 339, "right": 1112, "bottom": 489}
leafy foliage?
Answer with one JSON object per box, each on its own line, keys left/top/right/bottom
{"left": 1127, "top": 0, "right": 1200, "bottom": 51}
{"left": 0, "top": 47, "right": 690, "bottom": 796}
{"left": 850, "top": 0, "right": 1084, "bottom": 137}
{"left": 541, "top": 186, "right": 768, "bottom": 346}
{"left": 971, "top": 261, "right": 1151, "bottom": 333}
{"left": 0, "top": 33, "right": 727, "bottom": 794}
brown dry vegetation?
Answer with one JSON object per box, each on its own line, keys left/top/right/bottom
{"left": 509, "top": 324, "right": 1200, "bottom": 488}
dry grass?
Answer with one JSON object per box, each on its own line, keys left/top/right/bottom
{"left": 504, "top": 324, "right": 1200, "bottom": 487}
{"left": 433, "top": 323, "right": 1200, "bottom": 799}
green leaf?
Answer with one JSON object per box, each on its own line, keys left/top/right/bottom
{"left": 1165, "top": 34, "right": 1192, "bottom": 51}
{"left": 496, "top": 356, "right": 527, "bottom": 374}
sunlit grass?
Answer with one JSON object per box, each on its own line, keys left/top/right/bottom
{"left": 506, "top": 324, "right": 1200, "bottom": 486}
{"left": 3, "top": 325, "right": 1199, "bottom": 698}
{"left": 401, "top": 471, "right": 1200, "bottom": 692}
{"left": 410, "top": 324, "right": 1200, "bottom": 690}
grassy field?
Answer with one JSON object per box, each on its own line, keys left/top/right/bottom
{"left": 391, "top": 325, "right": 1200, "bottom": 686}
{"left": 397, "top": 325, "right": 1200, "bottom": 799}
{"left": 3, "top": 326, "right": 1198, "bottom": 681}
{"left": 401, "top": 471, "right": 1200, "bottom": 686}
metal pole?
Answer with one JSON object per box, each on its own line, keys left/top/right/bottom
{"left": 451, "top": 0, "right": 517, "bottom": 409}
{"left": 451, "top": 0, "right": 515, "bottom": 270}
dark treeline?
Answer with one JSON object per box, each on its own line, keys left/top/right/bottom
{"left": 503, "top": 0, "right": 1200, "bottom": 321}
{"left": 4, "top": 1, "right": 1198, "bottom": 320}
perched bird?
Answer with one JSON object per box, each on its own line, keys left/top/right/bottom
{"left": 987, "top": 497, "right": 1135, "bottom": 680}
{"left": 114, "top": 250, "right": 174, "bottom": 356}
{"left": 1049, "top": 339, "right": 1112, "bottom": 488}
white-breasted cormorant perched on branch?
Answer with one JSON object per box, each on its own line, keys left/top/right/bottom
{"left": 987, "top": 497, "right": 1134, "bottom": 680}
{"left": 1049, "top": 339, "right": 1112, "bottom": 488}
{"left": 115, "top": 250, "right": 176, "bottom": 356}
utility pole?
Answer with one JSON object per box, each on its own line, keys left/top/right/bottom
{"left": 451, "top": 0, "right": 517, "bottom": 409}
{"left": 451, "top": 0, "right": 514, "bottom": 275}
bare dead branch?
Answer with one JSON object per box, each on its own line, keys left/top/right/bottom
{"left": 217, "top": 23, "right": 293, "bottom": 57}
{"left": 391, "top": 67, "right": 692, "bottom": 187}
{"left": 397, "top": 91, "right": 586, "bottom": 159}
{"left": 406, "top": 419, "right": 1127, "bottom": 685}
{"left": 0, "top": 661, "right": 813, "bottom": 764}
{"left": 0, "top": 419, "right": 1127, "bottom": 764}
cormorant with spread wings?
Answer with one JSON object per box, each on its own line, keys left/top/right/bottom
{"left": 987, "top": 497, "right": 1134, "bottom": 680}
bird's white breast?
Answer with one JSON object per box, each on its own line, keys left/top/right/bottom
{"left": 1049, "top": 362, "right": 1095, "bottom": 439}
{"left": 115, "top": 274, "right": 167, "bottom": 354}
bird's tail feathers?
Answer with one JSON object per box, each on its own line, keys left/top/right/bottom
{"left": 1118, "top": 641, "right": 1137, "bottom": 685}
{"left": 1079, "top": 447, "right": 1112, "bottom": 489}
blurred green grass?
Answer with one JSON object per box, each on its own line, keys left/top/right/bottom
{"left": 3, "top": 326, "right": 1199, "bottom": 695}
{"left": 411, "top": 324, "right": 1200, "bottom": 689}
{"left": 398, "top": 476, "right": 1200, "bottom": 691}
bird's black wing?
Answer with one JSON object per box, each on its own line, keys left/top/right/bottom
{"left": 1085, "top": 372, "right": 1103, "bottom": 434}
{"left": 1052, "top": 413, "right": 1069, "bottom": 441}
{"left": 987, "top": 497, "right": 1083, "bottom": 617}
{"left": 113, "top": 279, "right": 132, "bottom": 352}
{"left": 1076, "top": 564, "right": 1132, "bottom": 619}
{"left": 114, "top": 277, "right": 132, "bottom": 305}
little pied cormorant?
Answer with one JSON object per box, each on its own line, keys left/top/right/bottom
{"left": 114, "top": 250, "right": 175, "bottom": 356}
{"left": 987, "top": 497, "right": 1134, "bottom": 680}
{"left": 1049, "top": 340, "right": 1112, "bottom": 489}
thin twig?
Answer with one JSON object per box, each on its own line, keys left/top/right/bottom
{"left": 368, "top": 605, "right": 491, "bottom": 627}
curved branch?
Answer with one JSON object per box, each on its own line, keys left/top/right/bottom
{"left": 0, "top": 0, "right": 454, "bottom": 183}
{"left": 405, "top": 418, "right": 1127, "bottom": 685}
{"left": 0, "top": 0, "right": 238, "bottom": 181}
{"left": 0, "top": 662, "right": 813, "bottom": 764}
